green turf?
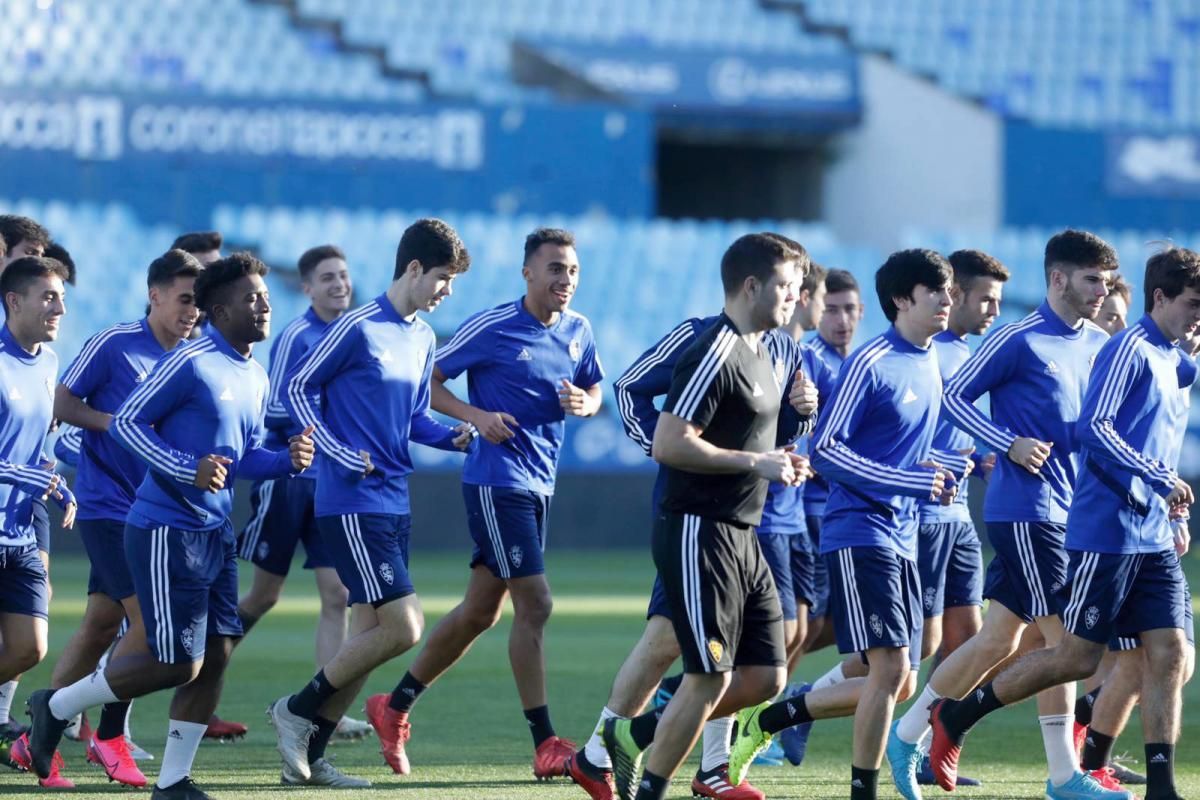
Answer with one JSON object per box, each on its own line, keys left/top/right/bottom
{"left": 2, "top": 551, "right": 1197, "bottom": 799}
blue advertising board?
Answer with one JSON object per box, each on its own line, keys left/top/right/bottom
{"left": 0, "top": 91, "right": 654, "bottom": 225}
{"left": 1106, "top": 132, "right": 1200, "bottom": 199}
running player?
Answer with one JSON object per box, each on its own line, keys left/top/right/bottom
{"left": 725, "top": 249, "right": 963, "bottom": 800}
{"left": 377, "top": 228, "right": 604, "bottom": 781}
{"left": 927, "top": 246, "right": 1200, "bottom": 800}
{"left": 267, "top": 219, "right": 473, "bottom": 787}
{"left": 0, "top": 256, "right": 74, "bottom": 787}
{"left": 887, "top": 230, "right": 1116, "bottom": 800}
{"left": 46, "top": 249, "right": 204, "bottom": 788}
{"left": 607, "top": 232, "right": 807, "bottom": 800}
{"left": 23, "top": 253, "right": 313, "bottom": 800}
{"left": 233, "top": 245, "right": 371, "bottom": 743}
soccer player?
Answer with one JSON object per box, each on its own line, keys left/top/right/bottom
{"left": 0, "top": 218, "right": 54, "bottom": 747}
{"left": 802, "top": 268, "right": 864, "bottom": 661}
{"left": 23, "top": 253, "right": 314, "bottom": 800}
{"left": 724, "top": 249, "right": 964, "bottom": 800}
{"left": 233, "top": 244, "right": 370, "bottom": 743}
{"left": 887, "top": 230, "right": 1116, "bottom": 800}
{"left": 46, "top": 249, "right": 204, "bottom": 787}
{"left": 598, "top": 233, "right": 807, "bottom": 800}
{"left": 570, "top": 236, "right": 822, "bottom": 800}
{"left": 0, "top": 256, "right": 74, "bottom": 787}
{"left": 1096, "top": 275, "right": 1131, "bottom": 336}
{"left": 267, "top": 219, "right": 473, "bottom": 787}
{"left": 373, "top": 228, "right": 604, "bottom": 780}
{"left": 926, "top": 246, "right": 1200, "bottom": 800}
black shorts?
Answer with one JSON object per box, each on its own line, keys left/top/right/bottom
{"left": 652, "top": 511, "right": 786, "bottom": 674}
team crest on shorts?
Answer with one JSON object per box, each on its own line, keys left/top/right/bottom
{"left": 509, "top": 546, "right": 524, "bottom": 568}
{"left": 180, "top": 626, "right": 194, "bottom": 656}
{"left": 869, "top": 613, "right": 883, "bottom": 638}
{"left": 923, "top": 586, "right": 936, "bottom": 611}
{"left": 568, "top": 339, "right": 581, "bottom": 361}
{"left": 379, "top": 562, "right": 395, "bottom": 586}
{"left": 707, "top": 638, "right": 724, "bottom": 664}
{"left": 257, "top": 541, "right": 269, "bottom": 561}
{"left": 1085, "top": 605, "right": 1100, "bottom": 630}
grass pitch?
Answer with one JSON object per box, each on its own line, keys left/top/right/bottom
{"left": 2, "top": 551, "right": 1196, "bottom": 799}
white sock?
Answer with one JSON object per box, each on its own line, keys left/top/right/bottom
{"left": 584, "top": 707, "right": 620, "bottom": 770}
{"left": 1040, "top": 714, "right": 1077, "bottom": 786}
{"left": 701, "top": 716, "right": 735, "bottom": 772}
{"left": 896, "top": 684, "right": 941, "bottom": 744}
{"left": 0, "top": 680, "right": 17, "bottom": 723}
{"left": 156, "top": 720, "right": 206, "bottom": 789}
{"left": 124, "top": 701, "right": 134, "bottom": 740}
{"left": 811, "top": 662, "right": 846, "bottom": 692}
{"left": 48, "top": 672, "right": 119, "bottom": 722}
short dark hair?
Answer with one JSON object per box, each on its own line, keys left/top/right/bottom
{"left": 147, "top": 249, "right": 204, "bottom": 288}
{"left": 523, "top": 227, "right": 576, "bottom": 265}
{"left": 0, "top": 233, "right": 7, "bottom": 260}
{"left": 876, "top": 249, "right": 953, "bottom": 323}
{"left": 824, "top": 268, "right": 860, "bottom": 297}
{"left": 720, "top": 233, "right": 792, "bottom": 296}
{"left": 1144, "top": 246, "right": 1200, "bottom": 313}
{"left": 43, "top": 241, "right": 76, "bottom": 285}
{"left": 800, "top": 261, "right": 827, "bottom": 297}
{"left": 171, "top": 231, "right": 223, "bottom": 255}
{"left": 298, "top": 245, "right": 346, "bottom": 281}
{"left": 1, "top": 256, "right": 69, "bottom": 312}
{"left": 760, "top": 232, "right": 812, "bottom": 279}
{"left": 1107, "top": 273, "right": 1133, "bottom": 305}
{"left": 394, "top": 218, "right": 470, "bottom": 279}
{"left": 948, "top": 249, "right": 1010, "bottom": 292}
{"left": 1044, "top": 229, "right": 1118, "bottom": 281}
{"left": 194, "top": 252, "right": 268, "bottom": 314}
{"left": 0, "top": 215, "right": 50, "bottom": 254}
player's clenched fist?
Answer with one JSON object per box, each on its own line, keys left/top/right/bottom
{"left": 1166, "top": 477, "right": 1194, "bottom": 508}
{"left": 788, "top": 369, "right": 818, "bottom": 417}
{"left": 289, "top": 424, "right": 316, "bottom": 472}
{"left": 471, "top": 409, "right": 519, "bottom": 444}
{"left": 195, "top": 454, "right": 233, "bottom": 493}
{"left": 1007, "top": 437, "right": 1052, "bottom": 475}
{"left": 752, "top": 448, "right": 803, "bottom": 486}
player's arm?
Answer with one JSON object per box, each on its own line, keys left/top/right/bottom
{"left": 109, "top": 349, "right": 204, "bottom": 485}
{"left": 810, "top": 361, "right": 946, "bottom": 499}
{"left": 55, "top": 329, "right": 118, "bottom": 432}
{"left": 432, "top": 316, "right": 522, "bottom": 444}
{"left": 240, "top": 392, "right": 313, "bottom": 479}
{"left": 559, "top": 325, "right": 606, "bottom": 418}
{"left": 615, "top": 321, "right": 697, "bottom": 453}
{"left": 1078, "top": 337, "right": 1188, "bottom": 502}
{"left": 284, "top": 317, "right": 371, "bottom": 474}
{"left": 53, "top": 384, "right": 111, "bottom": 432}
{"left": 264, "top": 326, "right": 301, "bottom": 435}
{"left": 53, "top": 426, "right": 83, "bottom": 469}
{"left": 942, "top": 329, "right": 1051, "bottom": 473}
{"left": 411, "top": 339, "right": 472, "bottom": 452}
{"left": 929, "top": 447, "right": 974, "bottom": 480}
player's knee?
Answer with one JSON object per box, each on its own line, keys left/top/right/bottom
{"left": 319, "top": 583, "right": 349, "bottom": 613}
{"left": 462, "top": 604, "right": 503, "bottom": 635}
{"left": 757, "top": 666, "right": 787, "bottom": 701}
{"left": 1145, "top": 636, "right": 1187, "bottom": 681}
{"left": 897, "top": 669, "right": 918, "bottom": 702}
{"left": 514, "top": 593, "right": 553, "bottom": 629}
{"left": 11, "top": 641, "right": 46, "bottom": 673}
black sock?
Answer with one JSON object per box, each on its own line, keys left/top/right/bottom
{"left": 850, "top": 766, "right": 879, "bottom": 800}
{"left": 660, "top": 673, "right": 684, "bottom": 696}
{"left": 287, "top": 669, "right": 338, "bottom": 720}
{"left": 1074, "top": 687, "right": 1100, "bottom": 727}
{"left": 1144, "top": 743, "right": 1177, "bottom": 799}
{"left": 759, "top": 693, "right": 814, "bottom": 734}
{"left": 388, "top": 672, "right": 426, "bottom": 713}
{"left": 1080, "top": 728, "right": 1115, "bottom": 771}
{"left": 633, "top": 769, "right": 669, "bottom": 800}
{"left": 237, "top": 607, "right": 261, "bottom": 635}
{"left": 524, "top": 705, "right": 555, "bottom": 748}
{"left": 628, "top": 708, "right": 662, "bottom": 751}
{"left": 940, "top": 684, "right": 1004, "bottom": 739}
{"left": 307, "top": 716, "right": 337, "bottom": 764}
{"left": 96, "top": 701, "right": 130, "bottom": 741}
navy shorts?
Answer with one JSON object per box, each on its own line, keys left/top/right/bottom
{"left": 464, "top": 484, "right": 550, "bottom": 580}
{"left": 917, "top": 521, "right": 984, "bottom": 618}
{"left": 125, "top": 521, "right": 243, "bottom": 664}
{"left": 79, "top": 518, "right": 134, "bottom": 601}
{"left": 33, "top": 498, "right": 49, "bottom": 553}
{"left": 756, "top": 531, "right": 818, "bottom": 622}
{"left": 1061, "top": 549, "right": 1189, "bottom": 647}
{"left": 805, "top": 514, "right": 830, "bottom": 618}
{"left": 238, "top": 478, "right": 333, "bottom": 577}
{"left": 0, "top": 542, "right": 49, "bottom": 618}
{"left": 647, "top": 573, "right": 671, "bottom": 620}
{"left": 318, "top": 513, "right": 413, "bottom": 607}
{"left": 826, "top": 546, "right": 923, "bottom": 670}
{"left": 983, "top": 521, "right": 1068, "bottom": 623}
